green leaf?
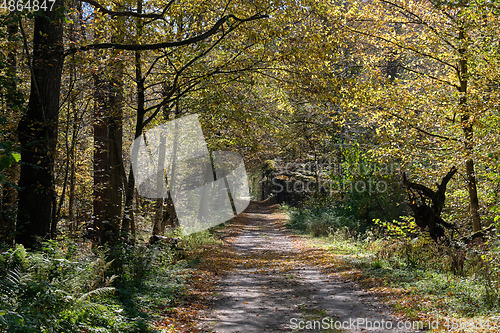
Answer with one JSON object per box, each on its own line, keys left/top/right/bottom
{"left": 11, "top": 152, "right": 21, "bottom": 162}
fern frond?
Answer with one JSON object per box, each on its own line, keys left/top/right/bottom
{"left": 77, "top": 287, "right": 115, "bottom": 302}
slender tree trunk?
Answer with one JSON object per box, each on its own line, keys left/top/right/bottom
{"left": 121, "top": 0, "right": 145, "bottom": 238}
{"left": 121, "top": 51, "right": 145, "bottom": 237}
{"left": 16, "top": 1, "right": 64, "bottom": 248}
{"left": 56, "top": 0, "right": 81, "bottom": 232}
{"left": 67, "top": 84, "right": 79, "bottom": 232}
{"left": 68, "top": 145, "right": 77, "bottom": 230}
{"left": 55, "top": 98, "right": 72, "bottom": 232}
{"left": 159, "top": 85, "right": 178, "bottom": 231}
{"left": 67, "top": 0, "right": 82, "bottom": 234}
{"left": 152, "top": 199, "right": 164, "bottom": 236}
{"left": 162, "top": 194, "right": 177, "bottom": 232}
{"left": 458, "top": 27, "right": 481, "bottom": 232}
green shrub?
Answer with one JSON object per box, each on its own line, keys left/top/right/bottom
{"left": 0, "top": 243, "right": 123, "bottom": 332}
{"left": 0, "top": 238, "right": 190, "bottom": 333}
{"left": 287, "top": 207, "right": 367, "bottom": 237}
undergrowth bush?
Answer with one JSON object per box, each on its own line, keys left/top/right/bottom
{"left": 0, "top": 242, "right": 123, "bottom": 332}
{"left": 372, "top": 218, "right": 500, "bottom": 313}
{"left": 0, "top": 237, "right": 193, "bottom": 332}
{"left": 287, "top": 208, "right": 500, "bottom": 315}
{"left": 286, "top": 207, "right": 368, "bottom": 237}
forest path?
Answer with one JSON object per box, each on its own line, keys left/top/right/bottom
{"left": 197, "top": 202, "right": 417, "bottom": 333}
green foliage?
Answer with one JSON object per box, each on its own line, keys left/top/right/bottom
{"left": 293, "top": 203, "right": 500, "bottom": 316}
{"left": 0, "top": 240, "right": 190, "bottom": 332}
{"left": 287, "top": 207, "right": 368, "bottom": 237}
{"left": 305, "top": 229, "right": 500, "bottom": 316}
{"left": 369, "top": 235, "right": 500, "bottom": 314}
{"left": 0, "top": 243, "right": 121, "bottom": 332}
{"left": 0, "top": 141, "right": 20, "bottom": 169}
{"left": 373, "top": 216, "right": 420, "bottom": 240}
{"left": 468, "top": 230, "right": 500, "bottom": 309}
{"left": 320, "top": 144, "right": 407, "bottom": 226}
{"left": 0, "top": 139, "right": 20, "bottom": 184}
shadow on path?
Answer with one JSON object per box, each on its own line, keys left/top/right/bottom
{"left": 198, "top": 202, "right": 419, "bottom": 333}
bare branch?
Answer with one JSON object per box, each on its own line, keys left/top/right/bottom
{"left": 383, "top": 108, "right": 461, "bottom": 142}
{"left": 343, "top": 23, "right": 458, "bottom": 72}
{"left": 79, "top": 0, "right": 175, "bottom": 19}
{"left": 64, "top": 13, "right": 267, "bottom": 57}
{"left": 399, "top": 64, "right": 458, "bottom": 88}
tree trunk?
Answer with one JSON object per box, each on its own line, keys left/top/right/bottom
{"left": 67, "top": 0, "right": 82, "bottom": 234}
{"left": 68, "top": 95, "right": 79, "bottom": 232}
{"left": 55, "top": 98, "right": 72, "bottom": 233}
{"left": 402, "top": 167, "right": 458, "bottom": 243}
{"left": 121, "top": 50, "right": 145, "bottom": 238}
{"left": 68, "top": 149, "right": 76, "bottom": 231}
{"left": 162, "top": 194, "right": 177, "bottom": 232}
{"left": 92, "top": 65, "right": 124, "bottom": 244}
{"left": 93, "top": 72, "right": 110, "bottom": 243}
{"left": 16, "top": 1, "right": 64, "bottom": 248}
{"left": 152, "top": 199, "right": 164, "bottom": 236}
{"left": 458, "top": 27, "right": 481, "bottom": 232}
{"left": 92, "top": 13, "right": 125, "bottom": 245}
{"left": 121, "top": 0, "right": 145, "bottom": 239}
{"left": 107, "top": 55, "right": 124, "bottom": 236}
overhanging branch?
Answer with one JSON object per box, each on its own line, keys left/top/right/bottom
{"left": 63, "top": 13, "right": 267, "bottom": 57}
{"left": 80, "top": 0, "right": 175, "bottom": 19}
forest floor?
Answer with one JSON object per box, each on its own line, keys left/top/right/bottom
{"left": 190, "top": 202, "right": 416, "bottom": 333}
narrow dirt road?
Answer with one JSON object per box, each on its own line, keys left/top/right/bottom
{"left": 198, "top": 202, "right": 419, "bottom": 333}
